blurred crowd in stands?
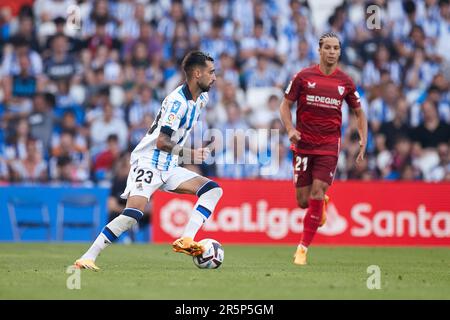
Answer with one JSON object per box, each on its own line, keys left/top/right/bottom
{"left": 0, "top": 0, "right": 449, "bottom": 186}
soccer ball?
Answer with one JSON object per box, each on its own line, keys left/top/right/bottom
{"left": 193, "top": 239, "right": 224, "bottom": 269}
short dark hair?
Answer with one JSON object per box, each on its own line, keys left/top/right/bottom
{"left": 319, "top": 32, "right": 341, "bottom": 48}
{"left": 212, "top": 17, "right": 224, "bottom": 29}
{"left": 54, "top": 16, "right": 66, "bottom": 25}
{"left": 403, "top": 0, "right": 416, "bottom": 14}
{"left": 107, "top": 134, "right": 119, "bottom": 143}
{"left": 427, "top": 85, "right": 440, "bottom": 94}
{"left": 182, "top": 51, "right": 214, "bottom": 78}
{"left": 57, "top": 155, "right": 72, "bottom": 167}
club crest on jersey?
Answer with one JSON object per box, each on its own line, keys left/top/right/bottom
{"left": 307, "top": 81, "right": 316, "bottom": 88}
{"left": 166, "top": 113, "right": 176, "bottom": 125}
{"left": 338, "top": 86, "right": 345, "bottom": 95}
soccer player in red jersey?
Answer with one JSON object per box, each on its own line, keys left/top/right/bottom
{"left": 279, "top": 33, "right": 368, "bottom": 265}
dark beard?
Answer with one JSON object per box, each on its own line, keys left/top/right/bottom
{"left": 198, "top": 82, "right": 211, "bottom": 92}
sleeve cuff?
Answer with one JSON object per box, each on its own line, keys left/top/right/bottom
{"left": 160, "top": 126, "right": 174, "bottom": 136}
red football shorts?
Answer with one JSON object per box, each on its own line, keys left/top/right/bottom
{"left": 292, "top": 151, "right": 338, "bottom": 187}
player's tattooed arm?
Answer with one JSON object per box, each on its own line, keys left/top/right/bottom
{"left": 156, "top": 130, "right": 188, "bottom": 155}
{"left": 156, "top": 131, "right": 210, "bottom": 163}
{"left": 354, "top": 107, "right": 368, "bottom": 164}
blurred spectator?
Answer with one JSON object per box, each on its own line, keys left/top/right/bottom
{"left": 1, "top": 37, "right": 43, "bottom": 77}
{"left": 2, "top": 52, "right": 44, "bottom": 119}
{"left": 216, "top": 52, "right": 240, "bottom": 88}
{"left": 379, "top": 97, "right": 412, "bottom": 150}
{"left": 285, "top": 39, "right": 315, "bottom": 78}
{"left": 44, "top": 33, "right": 81, "bottom": 82}
{"left": 0, "top": 7, "right": 14, "bottom": 44}
{"left": 200, "top": 16, "right": 237, "bottom": 62}
{"left": 11, "top": 14, "right": 40, "bottom": 52}
{"left": 82, "top": 0, "right": 118, "bottom": 38}
{"left": 245, "top": 54, "right": 282, "bottom": 89}
{"left": 123, "top": 22, "right": 163, "bottom": 65}
{"left": 348, "top": 156, "right": 372, "bottom": 180}
{"left": 362, "top": 44, "right": 401, "bottom": 88}
{"left": 34, "top": 0, "right": 76, "bottom": 22}
{"left": 4, "top": 117, "right": 35, "bottom": 160}
{"left": 28, "top": 92, "right": 55, "bottom": 151}
{"left": 93, "top": 133, "right": 120, "bottom": 182}
{"left": 43, "top": 17, "right": 81, "bottom": 54}
{"left": 249, "top": 94, "right": 281, "bottom": 129}
{"left": 117, "top": 2, "right": 147, "bottom": 41}
{"left": 131, "top": 41, "right": 151, "bottom": 69}
{"left": 428, "top": 142, "right": 450, "bottom": 181}
{"left": 89, "top": 101, "right": 128, "bottom": 153}
{"left": 388, "top": 136, "right": 414, "bottom": 180}
{"left": 128, "top": 85, "right": 159, "bottom": 128}
{"left": 170, "top": 22, "right": 193, "bottom": 66}
{"left": 9, "top": 138, "right": 48, "bottom": 182}
{"left": 240, "top": 19, "right": 277, "bottom": 63}
{"left": 436, "top": 0, "right": 450, "bottom": 62}
{"left": 52, "top": 109, "right": 87, "bottom": 148}
{"left": 369, "top": 81, "right": 401, "bottom": 132}
{"left": 197, "top": 0, "right": 233, "bottom": 39}
{"left": 85, "top": 17, "right": 120, "bottom": 57}
{"left": 411, "top": 100, "right": 450, "bottom": 148}
{"left": 157, "top": 0, "right": 187, "bottom": 42}
{"left": 50, "top": 130, "right": 89, "bottom": 182}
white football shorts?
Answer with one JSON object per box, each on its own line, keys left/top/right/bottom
{"left": 120, "top": 159, "right": 199, "bottom": 200}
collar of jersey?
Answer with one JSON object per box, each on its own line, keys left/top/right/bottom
{"left": 182, "top": 83, "right": 194, "bottom": 101}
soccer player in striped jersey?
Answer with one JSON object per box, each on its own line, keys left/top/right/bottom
{"left": 75, "top": 51, "right": 222, "bottom": 270}
{"left": 280, "top": 33, "right": 368, "bottom": 265}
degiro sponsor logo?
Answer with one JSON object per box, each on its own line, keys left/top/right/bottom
{"left": 306, "top": 95, "right": 341, "bottom": 106}
{"left": 160, "top": 199, "right": 347, "bottom": 239}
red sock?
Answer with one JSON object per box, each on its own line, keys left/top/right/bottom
{"left": 300, "top": 199, "right": 323, "bottom": 247}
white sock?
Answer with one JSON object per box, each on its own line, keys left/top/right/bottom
{"left": 182, "top": 182, "right": 223, "bottom": 239}
{"left": 81, "top": 233, "right": 111, "bottom": 261}
{"left": 80, "top": 208, "right": 143, "bottom": 261}
{"left": 297, "top": 244, "right": 308, "bottom": 252}
{"left": 182, "top": 211, "right": 206, "bottom": 239}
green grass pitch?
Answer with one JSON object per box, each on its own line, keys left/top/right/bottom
{"left": 0, "top": 243, "right": 449, "bottom": 299}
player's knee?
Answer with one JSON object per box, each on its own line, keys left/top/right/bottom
{"left": 310, "top": 188, "right": 325, "bottom": 200}
{"left": 125, "top": 196, "right": 147, "bottom": 213}
{"left": 296, "top": 192, "right": 309, "bottom": 208}
{"left": 195, "top": 181, "right": 222, "bottom": 219}
{"left": 297, "top": 198, "right": 309, "bottom": 209}
{"left": 121, "top": 208, "right": 144, "bottom": 222}
{"left": 197, "top": 180, "right": 223, "bottom": 201}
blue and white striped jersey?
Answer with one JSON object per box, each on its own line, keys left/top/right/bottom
{"left": 130, "top": 83, "right": 209, "bottom": 171}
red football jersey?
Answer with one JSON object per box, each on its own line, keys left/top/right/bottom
{"left": 285, "top": 65, "right": 361, "bottom": 156}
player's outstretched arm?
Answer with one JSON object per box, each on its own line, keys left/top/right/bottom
{"left": 279, "top": 98, "right": 301, "bottom": 144}
{"left": 354, "top": 108, "right": 368, "bottom": 164}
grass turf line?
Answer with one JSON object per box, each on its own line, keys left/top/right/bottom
{"left": 0, "top": 243, "right": 449, "bottom": 299}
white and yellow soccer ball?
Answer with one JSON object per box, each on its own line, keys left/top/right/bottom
{"left": 193, "top": 239, "right": 224, "bottom": 269}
